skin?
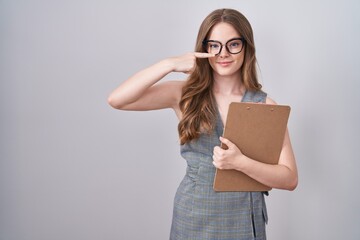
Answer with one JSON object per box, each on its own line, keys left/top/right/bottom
{"left": 108, "top": 22, "right": 298, "bottom": 191}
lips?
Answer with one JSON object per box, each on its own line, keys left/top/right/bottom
{"left": 217, "top": 61, "right": 232, "bottom": 67}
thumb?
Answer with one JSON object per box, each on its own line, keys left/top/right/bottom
{"left": 219, "top": 136, "right": 234, "bottom": 149}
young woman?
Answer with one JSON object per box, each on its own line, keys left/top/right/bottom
{"left": 108, "top": 8, "right": 298, "bottom": 240}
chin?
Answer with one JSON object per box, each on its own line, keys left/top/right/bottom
{"left": 214, "top": 68, "right": 239, "bottom": 77}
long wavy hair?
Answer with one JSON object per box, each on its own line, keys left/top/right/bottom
{"left": 178, "top": 8, "right": 262, "bottom": 145}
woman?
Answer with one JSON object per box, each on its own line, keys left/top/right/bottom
{"left": 108, "top": 8, "right": 298, "bottom": 240}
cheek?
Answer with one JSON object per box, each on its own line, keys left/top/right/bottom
{"left": 208, "top": 58, "right": 217, "bottom": 69}
{"left": 234, "top": 54, "right": 245, "bottom": 68}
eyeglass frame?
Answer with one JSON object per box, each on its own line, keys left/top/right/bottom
{"left": 202, "top": 37, "right": 246, "bottom": 55}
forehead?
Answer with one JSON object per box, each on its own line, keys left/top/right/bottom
{"left": 208, "top": 22, "right": 240, "bottom": 41}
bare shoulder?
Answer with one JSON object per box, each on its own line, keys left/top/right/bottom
{"left": 265, "top": 96, "right": 277, "bottom": 105}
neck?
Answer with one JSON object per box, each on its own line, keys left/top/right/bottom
{"left": 212, "top": 74, "right": 244, "bottom": 95}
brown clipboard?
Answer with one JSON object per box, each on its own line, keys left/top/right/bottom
{"left": 213, "top": 102, "right": 291, "bottom": 192}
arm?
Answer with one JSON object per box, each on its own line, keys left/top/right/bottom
{"left": 107, "top": 52, "right": 215, "bottom": 114}
{"left": 212, "top": 98, "right": 298, "bottom": 191}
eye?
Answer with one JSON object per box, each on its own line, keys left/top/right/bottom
{"left": 228, "top": 41, "right": 241, "bottom": 48}
{"left": 230, "top": 42, "right": 239, "bottom": 47}
{"left": 209, "top": 43, "right": 220, "bottom": 49}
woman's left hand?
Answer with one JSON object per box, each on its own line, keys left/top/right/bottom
{"left": 212, "top": 136, "right": 246, "bottom": 170}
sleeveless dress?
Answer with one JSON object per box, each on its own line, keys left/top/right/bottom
{"left": 170, "top": 90, "right": 268, "bottom": 240}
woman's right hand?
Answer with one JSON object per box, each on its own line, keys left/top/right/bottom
{"left": 170, "top": 52, "right": 215, "bottom": 74}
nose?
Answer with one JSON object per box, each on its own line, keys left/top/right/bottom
{"left": 218, "top": 45, "right": 230, "bottom": 57}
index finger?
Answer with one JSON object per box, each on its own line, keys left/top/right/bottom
{"left": 194, "top": 52, "right": 216, "bottom": 58}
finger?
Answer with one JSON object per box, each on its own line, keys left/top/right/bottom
{"left": 213, "top": 146, "right": 222, "bottom": 154}
{"left": 212, "top": 161, "right": 218, "bottom": 168}
{"left": 213, "top": 147, "right": 225, "bottom": 159}
{"left": 219, "top": 136, "right": 234, "bottom": 148}
{"left": 193, "top": 52, "right": 216, "bottom": 58}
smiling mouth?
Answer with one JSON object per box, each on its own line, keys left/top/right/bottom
{"left": 217, "top": 61, "right": 232, "bottom": 66}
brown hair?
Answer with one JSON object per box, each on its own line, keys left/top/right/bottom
{"left": 178, "top": 8, "right": 262, "bottom": 145}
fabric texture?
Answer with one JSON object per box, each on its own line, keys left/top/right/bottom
{"left": 170, "top": 90, "right": 268, "bottom": 240}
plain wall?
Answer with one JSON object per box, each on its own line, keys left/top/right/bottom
{"left": 1, "top": 0, "right": 359, "bottom": 239}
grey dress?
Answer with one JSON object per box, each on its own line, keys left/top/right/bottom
{"left": 170, "top": 90, "right": 268, "bottom": 240}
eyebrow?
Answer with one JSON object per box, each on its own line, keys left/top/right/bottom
{"left": 205, "top": 37, "right": 243, "bottom": 43}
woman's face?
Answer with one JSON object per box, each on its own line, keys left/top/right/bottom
{"left": 206, "top": 22, "right": 245, "bottom": 79}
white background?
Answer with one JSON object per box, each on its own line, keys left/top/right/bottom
{"left": 1, "top": 0, "right": 359, "bottom": 239}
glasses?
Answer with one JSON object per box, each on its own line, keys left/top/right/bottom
{"left": 203, "top": 37, "right": 245, "bottom": 55}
